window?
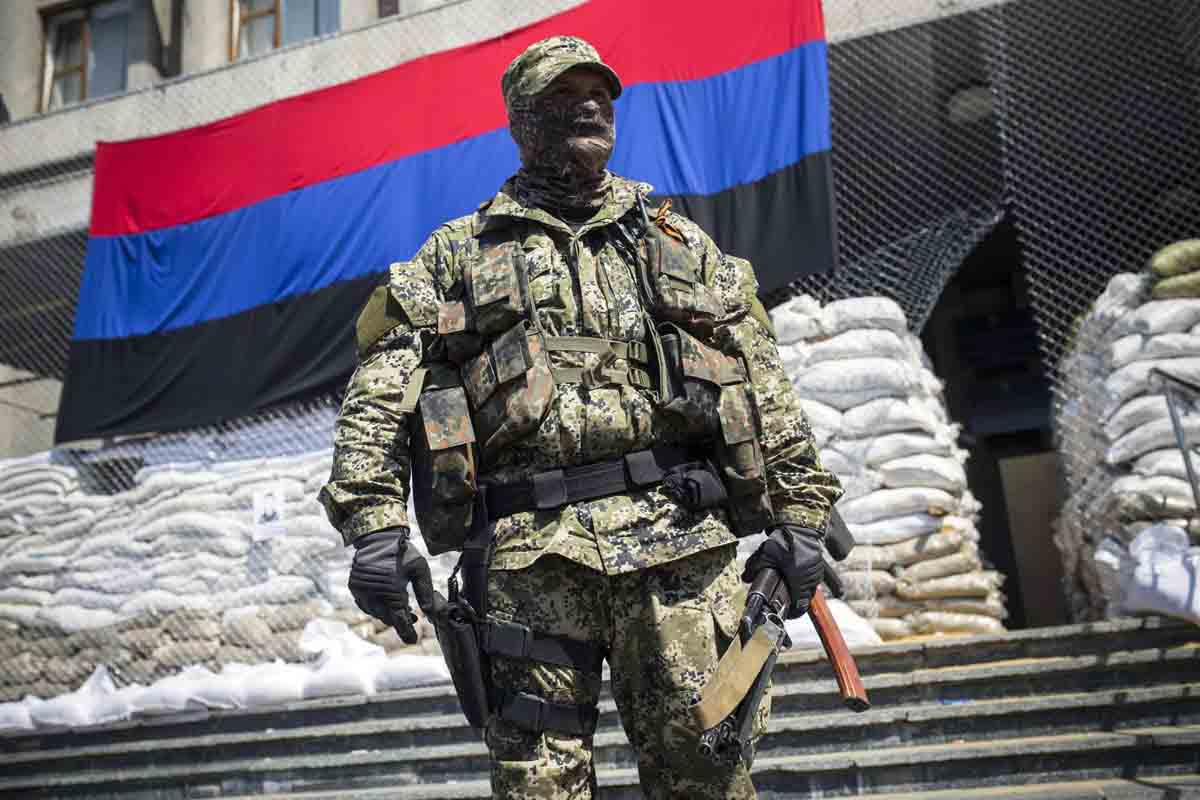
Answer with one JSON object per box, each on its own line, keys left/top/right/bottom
{"left": 42, "top": 0, "right": 130, "bottom": 111}
{"left": 232, "top": 0, "right": 339, "bottom": 60}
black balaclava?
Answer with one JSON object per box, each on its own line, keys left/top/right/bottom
{"left": 508, "top": 72, "right": 616, "bottom": 215}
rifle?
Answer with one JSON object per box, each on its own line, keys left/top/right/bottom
{"left": 695, "top": 510, "right": 869, "bottom": 766}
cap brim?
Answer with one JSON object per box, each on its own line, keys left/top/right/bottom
{"left": 532, "top": 61, "right": 623, "bottom": 100}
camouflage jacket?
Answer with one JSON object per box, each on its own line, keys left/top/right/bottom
{"left": 319, "top": 174, "right": 842, "bottom": 573}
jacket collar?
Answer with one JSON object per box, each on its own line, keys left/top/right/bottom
{"left": 479, "top": 173, "right": 653, "bottom": 238}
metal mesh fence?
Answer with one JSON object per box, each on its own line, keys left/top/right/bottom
{"left": 780, "top": 8, "right": 1005, "bottom": 330}
{"left": 997, "top": 0, "right": 1200, "bottom": 621}
{"left": 0, "top": 0, "right": 1195, "bottom": 707}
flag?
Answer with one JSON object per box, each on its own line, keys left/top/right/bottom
{"left": 56, "top": 0, "right": 835, "bottom": 442}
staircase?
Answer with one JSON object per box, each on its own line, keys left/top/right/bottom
{"left": 1, "top": 617, "right": 1197, "bottom": 799}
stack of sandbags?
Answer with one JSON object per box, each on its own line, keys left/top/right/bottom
{"left": 0, "top": 444, "right": 453, "bottom": 701}
{"left": 1054, "top": 243, "right": 1200, "bottom": 620}
{"left": 764, "top": 296, "right": 1007, "bottom": 640}
{"left": 1060, "top": 246, "right": 1200, "bottom": 617}
{"left": 0, "top": 598, "right": 430, "bottom": 703}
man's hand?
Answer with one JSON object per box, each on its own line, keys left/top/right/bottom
{"left": 348, "top": 527, "right": 440, "bottom": 644}
{"left": 742, "top": 524, "right": 825, "bottom": 619}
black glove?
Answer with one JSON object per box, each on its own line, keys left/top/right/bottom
{"left": 348, "top": 527, "right": 441, "bottom": 644}
{"left": 741, "top": 524, "right": 826, "bottom": 619}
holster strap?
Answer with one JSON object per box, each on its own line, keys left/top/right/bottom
{"left": 479, "top": 620, "right": 604, "bottom": 675}
{"left": 494, "top": 687, "right": 600, "bottom": 737}
{"left": 482, "top": 445, "right": 700, "bottom": 521}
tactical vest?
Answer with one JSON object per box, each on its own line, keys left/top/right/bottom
{"left": 406, "top": 203, "right": 773, "bottom": 553}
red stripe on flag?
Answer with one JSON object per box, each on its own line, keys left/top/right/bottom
{"left": 90, "top": 0, "right": 824, "bottom": 236}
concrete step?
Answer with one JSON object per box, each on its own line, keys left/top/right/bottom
{"left": 5, "top": 617, "right": 1194, "bottom": 758}
{"left": 9, "top": 725, "right": 1197, "bottom": 799}
{"left": 0, "top": 618, "right": 1196, "bottom": 799}
{"left": 5, "top": 672, "right": 1199, "bottom": 787}
{"left": 4, "top": 643, "right": 1196, "bottom": 781}
{"left": 247, "top": 774, "right": 1200, "bottom": 800}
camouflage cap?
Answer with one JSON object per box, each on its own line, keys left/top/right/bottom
{"left": 501, "top": 35, "right": 623, "bottom": 106}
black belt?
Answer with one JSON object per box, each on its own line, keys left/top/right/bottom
{"left": 481, "top": 445, "right": 701, "bottom": 522}
{"left": 493, "top": 688, "right": 600, "bottom": 737}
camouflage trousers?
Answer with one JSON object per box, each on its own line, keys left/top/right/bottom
{"left": 484, "top": 544, "right": 766, "bottom": 799}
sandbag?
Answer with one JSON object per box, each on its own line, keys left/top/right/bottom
{"left": 894, "top": 542, "right": 980, "bottom": 582}
{"left": 1104, "top": 357, "right": 1200, "bottom": 412}
{"left": 895, "top": 571, "right": 1004, "bottom": 600}
{"left": 868, "top": 617, "right": 913, "bottom": 640}
{"left": 119, "top": 591, "right": 212, "bottom": 616}
{"left": 837, "top": 570, "right": 897, "bottom": 600}
{"left": 34, "top": 606, "right": 120, "bottom": 633}
{"left": 51, "top": 588, "right": 127, "bottom": 612}
{"left": 863, "top": 432, "right": 954, "bottom": 467}
{"left": 850, "top": 594, "right": 1003, "bottom": 621}
{"left": 838, "top": 487, "right": 957, "bottom": 525}
{"left": 841, "top": 530, "right": 964, "bottom": 571}
{"left": 770, "top": 295, "right": 825, "bottom": 344}
{"left": 877, "top": 454, "right": 968, "bottom": 492}
{"left": 218, "top": 576, "right": 317, "bottom": 608}
{"left": 224, "top": 613, "right": 275, "bottom": 648}
{"left": 805, "top": 329, "right": 910, "bottom": 365}
{"left": 792, "top": 358, "right": 921, "bottom": 410}
{"left": 1122, "top": 300, "right": 1200, "bottom": 337}
{"left": 26, "top": 665, "right": 118, "bottom": 728}
{"left": 1110, "top": 474, "right": 1195, "bottom": 502}
{"left": 1149, "top": 240, "right": 1200, "bottom": 278}
{"left": 783, "top": 598, "right": 882, "bottom": 651}
{"left": 152, "top": 639, "right": 220, "bottom": 669}
{"left": 1154, "top": 272, "right": 1200, "bottom": 300}
{"left": 1109, "top": 491, "right": 1195, "bottom": 522}
{"left": 840, "top": 398, "right": 942, "bottom": 439}
{"left": 0, "top": 701, "right": 33, "bottom": 732}
{"left": 132, "top": 666, "right": 213, "bottom": 716}
{"left": 1110, "top": 333, "right": 1200, "bottom": 370}
{"left": 1107, "top": 416, "right": 1200, "bottom": 465}
{"left": 817, "top": 448, "right": 858, "bottom": 478}
{"left": 909, "top": 611, "right": 1005, "bottom": 636}
{"left": 921, "top": 592, "right": 1008, "bottom": 620}
{"left": 63, "top": 569, "right": 156, "bottom": 595}
{"left": 798, "top": 399, "right": 842, "bottom": 441}
{"left": 1104, "top": 395, "right": 1172, "bottom": 442}
{"left": 240, "top": 662, "right": 309, "bottom": 708}
{"left": 161, "top": 608, "right": 222, "bottom": 641}
{"left": 182, "top": 667, "right": 247, "bottom": 710}
{"left": 822, "top": 297, "right": 907, "bottom": 336}
{"left": 845, "top": 513, "right": 943, "bottom": 546}
{"left": 0, "top": 587, "right": 50, "bottom": 606}
{"left": 1132, "top": 449, "right": 1198, "bottom": 480}
{"left": 1118, "top": 524, "right": 1200, "bottom": 624}
{"left": 267, "top": 536, "right": 336, "bottom": 573}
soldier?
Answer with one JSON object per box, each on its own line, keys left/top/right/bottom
{"left": 320, "top": 35, "right": 843, "bottom": 799}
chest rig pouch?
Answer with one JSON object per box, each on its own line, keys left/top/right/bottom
{"left": 404, "top": 363, "right": 479, "bottom": 555}
{"left": 636, "top": 201, "right": 774, "bottom": 536}
{"left": 435, "top": 237, "right": 558, "bottom": 463}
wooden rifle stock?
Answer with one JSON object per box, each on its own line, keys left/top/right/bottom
{"left": 808, "top": 586, "right": 870, "bottom": 711}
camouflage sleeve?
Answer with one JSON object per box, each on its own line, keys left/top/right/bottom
{"left": 669, "top": 212, "right": 844, "bottom": 534}
{"left": 318, "top": 234, "right": 452, "bottom": 546}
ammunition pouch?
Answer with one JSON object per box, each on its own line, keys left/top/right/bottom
{"left": 407, "top": 365, "right": 479, "bottom": 556}
{"left": 656, "top": 324, "right": 773, "bottom": 536}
